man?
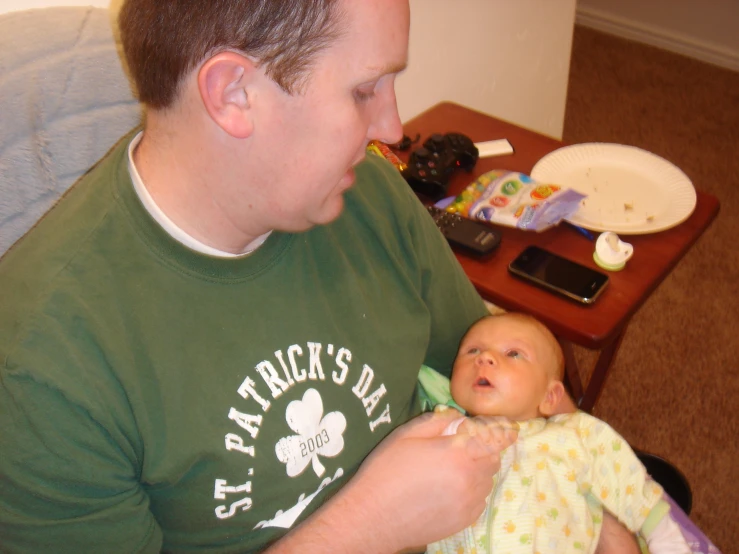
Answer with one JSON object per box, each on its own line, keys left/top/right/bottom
{"left": 0, "top": 1, "right": 636, "bottom": 552}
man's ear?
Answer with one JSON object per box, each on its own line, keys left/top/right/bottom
{"left": 197, "top": 52, "right": 256, "bottom": 139}
{"left": 539, "top": 380, "right": 566, "bottom": 417}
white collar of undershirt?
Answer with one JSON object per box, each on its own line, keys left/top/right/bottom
{"left": 127, "top": 132, "right": 270, "bottom": 258}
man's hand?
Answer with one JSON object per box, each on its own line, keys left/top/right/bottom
{"left": 267, "top": 409, "right": 516, "bottom": 554}
{"left": 456, "top": 414, "right": 519, "bottom": 450}
{"left": 349, "top": 409, "right": 516, "bottom": 550}
{"left": 596, "top": 511, "right": 641, "bottom": 554}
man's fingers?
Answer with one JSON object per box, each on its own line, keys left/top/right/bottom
{"left": 400, "top": 408, "right": 465, "bottom": 439}
{"left": 462, "top": 430, "right": 516, "bottom": 461}
{"left": 461, "top": 416, "right": 519, "bottom": 450}
{"left": 462, "top": 433, "right": 505, "bottom": 464}
{"left": 488, "top": 427, "right": 518, "bottom": 449}
{"left": 469, "top": 415, "right": 520, "bottom": 432}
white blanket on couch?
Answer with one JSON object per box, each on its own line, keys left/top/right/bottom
{"left": 0, "top": 6, "right": 141, "bottom": 255}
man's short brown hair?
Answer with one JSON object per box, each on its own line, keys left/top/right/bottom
{"left": 118, "top": 0, "right": 345, "bottom": 109}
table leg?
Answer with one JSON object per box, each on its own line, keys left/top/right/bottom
{"left": 560, "top": 327, "right": 628, "bottom": 413}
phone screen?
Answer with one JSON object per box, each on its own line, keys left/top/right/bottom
{"left": 508, "top": 246, "right": 609, "bottom": 304}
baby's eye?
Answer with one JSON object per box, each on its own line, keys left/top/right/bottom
{"left": 506, "top": 350, "right": 522, "bottom": 359}
{"left": 467, "top": 347, "right": 481, "bottom": 355}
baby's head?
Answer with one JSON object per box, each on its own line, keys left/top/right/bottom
{"left": 450, "top": 312, "right": 565, "bottom": 421}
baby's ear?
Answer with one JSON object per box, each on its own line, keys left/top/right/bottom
{"left": 539, "top": 380, "right": 565, "bottom": 417}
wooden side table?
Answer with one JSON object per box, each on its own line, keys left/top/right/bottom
{"left": 401, "top": 102, "right": 720, "bottom": 411}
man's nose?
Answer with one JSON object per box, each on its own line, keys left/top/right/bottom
{"left": 368, "top": 92, "right": 403, "bottom": 145}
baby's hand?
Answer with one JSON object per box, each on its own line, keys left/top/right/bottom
{"left": 458, "top": 416, "right": 519, "bottom": 451}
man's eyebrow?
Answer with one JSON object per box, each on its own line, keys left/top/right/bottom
{"left": 368, "top": 61, "right": 408, "bottom": 76}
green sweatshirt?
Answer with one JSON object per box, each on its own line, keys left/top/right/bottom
{"left": 0, "top": 133, "right": 487, "bottom": 553}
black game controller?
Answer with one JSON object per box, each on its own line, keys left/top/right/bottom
{"left": 402, "top": 132, "right": 479, "bottom": 200}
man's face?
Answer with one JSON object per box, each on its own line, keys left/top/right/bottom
{"left": 450, "top": 317, "right": 557, "bottom": 421}
{"left": 243, "top": 0, "right": 409, "bottom": 233}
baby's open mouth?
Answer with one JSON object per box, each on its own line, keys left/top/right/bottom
{"left": 475, "top": 377, "right": 492, "bottom": 387}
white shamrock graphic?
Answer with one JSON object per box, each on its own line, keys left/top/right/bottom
{"left": 275, "top": 388, "right": 347, "bottom": 477}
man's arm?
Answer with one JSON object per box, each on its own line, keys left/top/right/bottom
{"left": 266, "top": 409, "right": 516, "bottom": 553}
{"left": 596, "top": 513, "right": 641, "bottom": 554}
{"left": 0, "top": 374, "right": 162, "bottom": 553}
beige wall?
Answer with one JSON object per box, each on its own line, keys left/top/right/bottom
{"left": 0, "top": 0, "right": 108, "bottom": 11}
{"left": 0, "top": 0, "right": 577, "bottom": 138}
{"left": 577, "top": 0, "right": 739, "bottom": 71}
{"left": 399, "top": 0, "right": 576, "bottom": 138}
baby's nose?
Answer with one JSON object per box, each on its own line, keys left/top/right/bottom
{"left": 475, "top": 351, "right": 496, "bottom": 366}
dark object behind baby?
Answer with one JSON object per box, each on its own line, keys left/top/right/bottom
{"left": 635, "top": 449, "right": 693, "bottom": 515}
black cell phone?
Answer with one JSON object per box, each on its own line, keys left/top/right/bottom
{"left": 508, "top": 245, "right": 609, "bottom": 305}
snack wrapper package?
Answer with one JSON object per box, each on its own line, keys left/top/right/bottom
{"left": 445, "top": 170, "right": 586, "bottom": 231}
{"left": 366, "top": 140, "right": 407, "bottom": 172}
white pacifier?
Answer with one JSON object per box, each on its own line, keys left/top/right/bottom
{"left": 593, "top": 232, "right": 634, "bottom": 271}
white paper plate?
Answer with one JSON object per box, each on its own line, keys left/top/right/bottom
{"left": 530, "top": 143, "right": 696, "bottom": 234}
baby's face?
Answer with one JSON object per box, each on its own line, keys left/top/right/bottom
{"left": 450, "top": 316, "right": 556, "bottom": 420}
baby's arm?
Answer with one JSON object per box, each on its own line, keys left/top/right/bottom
{"left": 574, "top": 413, "right": 690, "bottom": 553}
{"left": 642, "top": 510, "right": 691, "bottom": 553}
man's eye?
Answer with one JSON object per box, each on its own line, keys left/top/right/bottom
{"left": 354, "top": 88, "right": 376, "bottom": 103}
{"left": 506, "top": 350, "right": 522, "bottom": 359}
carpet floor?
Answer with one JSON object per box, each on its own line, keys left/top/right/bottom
{"left": 563, "top": 25, "right": 739, "bottom": 551}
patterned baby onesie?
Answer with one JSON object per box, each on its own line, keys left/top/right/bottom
{"left": 427, "top": 412, "right": 667, "bottom": 554}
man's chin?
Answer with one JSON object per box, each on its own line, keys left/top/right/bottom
{"left": 341, "top": 166, "right": 357, "bottom": 188}
{"left": 316, "top": 196, "right": 346, "bottom": 226}
{"left": 293, "top": 197, "right": 346, "bottom": 232}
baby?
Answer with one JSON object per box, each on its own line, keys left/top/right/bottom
{"left": 419, "top": 312, "right": 690, "bottom": 554}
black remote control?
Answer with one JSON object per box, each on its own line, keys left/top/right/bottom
{"left": 426, "top": 206, "right": 501, "bottom": 258}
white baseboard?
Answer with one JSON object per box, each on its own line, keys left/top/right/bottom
{"left": 576, "top": 6, "right": 739, "bottom": 73}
